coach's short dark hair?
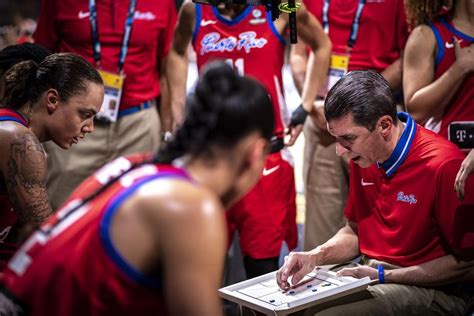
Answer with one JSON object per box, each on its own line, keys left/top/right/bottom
{"left": 324, "top": 70, "right": 397, "bottom": 131}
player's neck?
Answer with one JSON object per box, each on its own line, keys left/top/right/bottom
{"left": 185, "top": 156, "right": 237, "bottom": 199}
{"left": 216, "top": 4, "right": 247, "bottom": 19}
{"left": 454, "top": 0, "right": 474, "bottom": 27}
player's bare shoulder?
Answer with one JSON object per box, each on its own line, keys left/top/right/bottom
{"left": 0, "top": 121, "right": 41, "bottom": 172}
{"left": 407, "top": 24, "right": 437, "bottom": 55}
{"left": 129, "top": 176, "right": 224, "bottom": 226}
{"left": 0, "top": 118, "right": 31, "bottom": 144}
{"left": 180, "top": 1, "right": 197, "bottom": 23}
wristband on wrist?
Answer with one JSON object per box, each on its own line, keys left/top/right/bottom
{"left": 289, "top": 104, "right": 309, "bottom": 127}
{"left": 377, "top": 264, "right": 385, "bottom": 284}
{"left": 161, "top": 131, "right": 173, "bottom": 142}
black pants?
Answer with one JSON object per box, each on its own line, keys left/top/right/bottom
{"left": 243, "top": 256, "right": 279, "bottom": 279}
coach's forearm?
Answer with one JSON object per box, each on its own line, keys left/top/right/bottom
{"left": 310, "top": 222, "right": 360, "bottom": 265}
{"left": 385, "top": 255, "right": 474, "bottom": 286}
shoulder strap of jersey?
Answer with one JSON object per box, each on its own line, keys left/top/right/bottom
{"left": 0, "top": 109, "right": 28, "bottom": 127}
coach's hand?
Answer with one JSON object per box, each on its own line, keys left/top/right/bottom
{"left": 276, "top": 251, "right": 317, "bottom": 290}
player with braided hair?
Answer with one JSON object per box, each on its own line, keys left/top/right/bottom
{"left": 0, "top": 50, "right": 103, "bottom": 270}
{"left": 0, "top": 62, "right": 274, "bottom": 316}
{"left": 169, "top": 1, "right": 331, "bottom": 279}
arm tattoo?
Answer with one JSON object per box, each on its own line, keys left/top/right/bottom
{"left": 5, "top": 133, "right": 53, "bottom": 227}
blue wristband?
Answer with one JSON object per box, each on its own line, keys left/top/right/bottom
{"left": 377, "top": 264, "right": 385, "bottom": 284}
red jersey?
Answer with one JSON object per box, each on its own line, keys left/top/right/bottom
{"left": 192, "top": 4, "right": 287, "bottom": 138}
{"left": 305, "top": 0, "right": 408, "bottom": 72}
{"left": 428, "top": 18, "right": 474, "bottom": 149}
{"left": 0, "top": 109, "right": 29, "bottom": 270}
{"left": 34, "top": 0, "right": 177, "bottom": 110}
{"left": 1, "top": 156, "right": 191, "bottom": 315}
{"left": 345, "top": 112, "right": 474, "bottom": 266}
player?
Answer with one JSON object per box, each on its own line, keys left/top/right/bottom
{"left": 0, "top": 52, "right": 103, "bottom": 269}
{"left": 0, "top": 62, "right": 274, "bottom": 315}
{"left": 403, "top": 0, "right": 474, "bottom": 150}
{"left": 168, "top": 1, "right": 331, "bottom": 278}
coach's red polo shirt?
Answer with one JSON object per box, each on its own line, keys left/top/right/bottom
{"left": 34, "top": 0, "right": 177, "bottom": 110}
{"left": 346, "top": 112, "right": 474, "bottom": 266}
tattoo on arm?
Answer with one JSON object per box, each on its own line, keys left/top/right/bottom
{"left": 5, "top": 133, "right": 52, "bottom": 227}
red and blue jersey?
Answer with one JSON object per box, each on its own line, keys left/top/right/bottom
{"left": 192, "top": 4, "right": 287, "bottom": 138}
{"left": 0, "top": 156, "right": 191, "bottom": 315}
{"left": 345, "top": 112, "right": 474, "bottom": 266}
{"left": 428, "top": 18, "right": 474, "bottom": 149}
{"left": 0, "top": 108, "right": 29, "bottom": 270}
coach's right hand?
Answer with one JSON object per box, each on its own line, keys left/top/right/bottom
{"left": 276, "top": 251, "right": 317, "bottom": 290}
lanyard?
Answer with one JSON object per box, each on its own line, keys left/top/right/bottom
{"left": 322, "top": 0, "right": 366, "bottom": 51}
{"left": 89, "top": 0, "right": 137, "bottom": 73}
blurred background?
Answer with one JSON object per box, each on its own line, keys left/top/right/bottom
{"left": 0, "top": 0, "right": 40, "bottom": 49}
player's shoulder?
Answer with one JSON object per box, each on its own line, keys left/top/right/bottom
{"left": 180, "top": 1, "right": 197, "bottom": 16}
{"left": 132, "top": 175, "right": 223, "bottom": 223}
{"left": 0, "top": 124, "right": 40, "bottom": 164}
{"left": 406, "top": 23, "right": 437, "bottom": 50}
{"left": 0, "top": 119, "right": 31, "bottom": 141}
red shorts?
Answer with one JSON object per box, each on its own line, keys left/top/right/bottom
{"left": 226, "top": 150, "right": 297, "bottom": 259}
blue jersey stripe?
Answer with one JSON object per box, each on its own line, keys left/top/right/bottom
{"left": 212, "top": 5, "right": 253, "bottom": 26}
{"left": 100, "top": 171, "right": 191, "bottom": 290}
{"left": 429, "top": 22, "right": 444, "bottom": 69}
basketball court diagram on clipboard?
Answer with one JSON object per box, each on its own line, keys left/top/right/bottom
{"left": 219, "top": 267, "right": 375, "bottom": 315}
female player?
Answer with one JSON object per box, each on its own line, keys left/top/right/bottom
{"left": 0, "top": 62, "right": 274, "bottom": 315}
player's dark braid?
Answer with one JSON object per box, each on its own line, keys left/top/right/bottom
{"left": 154, "top": 62, "right": 238, "bottom": 164}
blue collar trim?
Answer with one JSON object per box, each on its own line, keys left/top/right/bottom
{"left": 212, "top": 5, "right": 253, "bottom": 26}
{"left": 377, "top": 112, "right": 416, "bottom": 177}
{"left": 440, "top": 19, "right": 474, "bottom": 43}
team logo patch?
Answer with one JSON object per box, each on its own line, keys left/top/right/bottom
{"left": 250, "top": 8, "right": 266, "bottom": 24}
{"left": 396, "top": 191, "right": 417, "bottom": 205}
{"left": 200, "top": 31, "right": 268, "bottom": 55}
{"left": 252, "top": 9, "right": 262, "bottom": 18}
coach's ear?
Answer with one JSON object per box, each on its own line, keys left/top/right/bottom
{"left": 378, "top": 115, "right": 394, "bottom": 138}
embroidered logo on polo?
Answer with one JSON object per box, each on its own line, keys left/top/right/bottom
{"left": 78, "top": 10, "right": 90, "bottom": 19}
{"left": 200, "top": 32, "right": 268, "bottom": 55}
{"left": 134, "top": 11, "right": 156, "bottom": 21}
{"left": 396, "top": 191, "right": 417, "bottom": 205}
{"left": 77, "top": 10, "right": 155, "bottom": 21}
